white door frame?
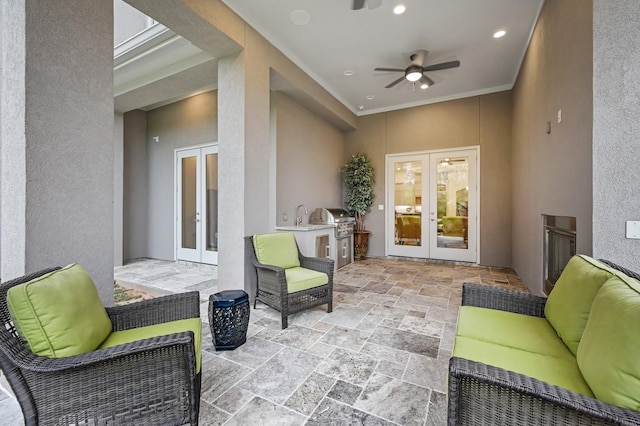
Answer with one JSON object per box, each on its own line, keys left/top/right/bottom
{"left": 175, "top": 143, "right": 218, "bottom": 265}
{"left": 385, "top": 146, "right": 480, "bottom": 263}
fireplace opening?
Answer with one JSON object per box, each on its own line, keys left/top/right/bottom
{"left": 543, "top": 215, "right": 576, "bottom": 295}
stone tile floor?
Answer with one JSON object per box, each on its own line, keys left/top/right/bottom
{"left": 0, "top": 257, "right": 527, "bottom": 425}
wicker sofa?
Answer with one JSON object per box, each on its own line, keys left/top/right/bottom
{"left": 449, "top": 255, "right": 640, "bottom": 425}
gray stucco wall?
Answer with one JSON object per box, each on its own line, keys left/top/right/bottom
{"left": 123, "top": 109, "right": 148, "bottom": 261}
{"left": 114, "top": 113, "right": 124, "bottom": 266}
{"left": 1, "top": 2, "right": 27, "bottom": 280}
{"left": 1, "top": 1, "right": 114, "bottom": 304}
{"left": 592, "top": 0, "right": 640, "bottom": 270}
{"left": 511, "top": 0, "right": 593, "bottom": 294}
{"left": 145, "top": 91, "right": 218, "bottom": 260}
{"left": 275, "top": 93, "right": 345, "bottom": 226}
{"left": 344, "top": 92, "right": 514, "bottom": 268}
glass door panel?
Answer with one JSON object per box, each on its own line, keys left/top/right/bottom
{"left": 201, "top": 146, "right": 218, "bottom": 264}
{"left": 176, "top": 145, "right": 218, "bottom": 265}
{"left": 429, "top": 149, "right": 477, "bottom": 262}
{"left": 387, "top": 155, "right": 427, "bottom": 258}
{"left": 386, "top": 148, "right": 477, "bottom": 262}
{"left": 177, "top": 150, "right": 201, "bottom": 262}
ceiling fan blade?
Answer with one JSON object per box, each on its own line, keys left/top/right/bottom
{"left": 385, "top": 76, "right": 406, "bottom": 88}
{"left": 352, "top": 0, "right": 365, "bottom": 10}
{"left": 411, "top": 50, "right": 428, "bottom": 67}
{"left": 422, "top": 60, "right": 461, "bottom": 72}
{"left": 375, "top": 67, "right": 405, "bottom": 72}
{"left": 420, "top": 75, "right": 435, "bottom": 87}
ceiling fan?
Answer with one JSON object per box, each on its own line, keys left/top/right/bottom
{"left": 374, "top": 50, "right": 460, "bottom": 89}
{"left": 351, "top": 0, "right": 382, "bottom": 10}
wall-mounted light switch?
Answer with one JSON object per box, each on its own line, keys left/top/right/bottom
{"left": 283, "top": 213, "right": 288, "bottom": 222}
{"left": 557, "top": 109, "right": 562, "bottom": 123}
{"left": 626, "top": 221, "right": 640, "bottom": 239}
{"left": 378, "top": 204, "right": 384, "bottom": 210}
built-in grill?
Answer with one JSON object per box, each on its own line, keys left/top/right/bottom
{"left": 309, "top": 208, "right": 355, "bottom": 270}
{"left": 309, "top": 208, "right": 355, "bottom": 238}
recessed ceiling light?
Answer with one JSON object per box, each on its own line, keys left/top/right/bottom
{"left": 420, "top": 83, "right": 429, "bottom": 90}
{"left": 343, "top": 70, "right": 354, "bottom": 76}
{"left": 366, "top": 95, "right": 374, "bottom": 100}
{"left": 290, "top": 10, "right": 310, "bottom": 26}
{"left": 393, "top": 4, "right": 406, "bottom": 14}
{"left": 493, "top": 30, "right": 506, "bottom": 38}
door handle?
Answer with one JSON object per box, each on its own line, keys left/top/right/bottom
{"left": 326, "top": 245, "right": 330, "bottom": 258}
{"left": 342, "top": 245, "right": 347, "bottom": 258}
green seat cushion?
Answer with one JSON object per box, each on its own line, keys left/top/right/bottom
{"left": 99, "top": 318, "right": 202, "bottom": 373}
{"left": 577, "top": 275, "right": 640, "bottom": 410}
{"left": 253, "top": 232, "right": 300, "bottom": 269}
{"left": 6, "top": 264, "right": 112, "bottom": 358}
{"left": 544, "top": 255, "right": 614, "bottom": 355}
{"left": 457, "top": 306, "right": 575, "bottom": 359}
{"left": 285, "top": 267, "right": 328, "bottom": 293}
{"left": 453, "top": 335, "right": 594, "bottom": 397}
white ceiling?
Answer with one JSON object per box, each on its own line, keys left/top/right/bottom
{"left": 221, "top": 0, "right": 544, "bottom": 115}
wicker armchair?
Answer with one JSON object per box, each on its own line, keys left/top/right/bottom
{"left": 448, "top": 278, "right": 640, "bottom": 426}
{"left": 0, "top": 268, "right": 202, "bottom": 426}
{"left": 245, "top": 234, "right": 334, "bottom": 329}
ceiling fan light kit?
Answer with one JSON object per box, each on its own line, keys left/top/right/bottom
{"left": 374, "top": 49, "right": 460, "bottom": 90}
{"left": 405, "top": 65, "right": 423, "bottom": 82}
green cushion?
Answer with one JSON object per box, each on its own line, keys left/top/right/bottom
{"left": 253, "top": 232, "right": 300, "bottom": 269}
{"left": 285, "top": 267, "right": 328, "bottom": 293}
{"left": 577, "top": 275, "right": 640, "bottom": 410}
{"left": 99, "top": 318, "right": 202, "bottom": 373}
{"left": 453, "top": 335, "right": 594, "bottom": 397}
{"left": 544, "top": 255, "right": 613, "bottom": 355}
{"left": 457, "top": 306, "right": 575, "bottom": 359}
{"left": 6, "top": 264, "right": 112, "bottom": 358}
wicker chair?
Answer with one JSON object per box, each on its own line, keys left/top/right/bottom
{"left": 0, "top": 267, "right": 202, "bottom": 426}
{"left": 448, "top": 260, "right": 640, "bottom": 426}
{"left": 245, "top": 234, "right": 334, "bottom": 329}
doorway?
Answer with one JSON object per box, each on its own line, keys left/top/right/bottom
{"left": 386, "top": 148, "right": 478, "bottom": 262}
{"left": 176, "top": 145, "right": 218, "bottom": 265}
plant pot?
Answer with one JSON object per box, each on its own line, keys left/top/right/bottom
{"left": 353, "top": 230, "right": 371, "bottom": 260}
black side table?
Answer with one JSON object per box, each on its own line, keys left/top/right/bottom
{"left": 208, "top": 290, "right": 250, "bottom": 350}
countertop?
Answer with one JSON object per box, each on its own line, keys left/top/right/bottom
{"left": 275, "top": 224, "right": 335, "bottom": 231}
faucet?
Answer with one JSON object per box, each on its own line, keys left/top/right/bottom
{"left": 295, "top": 204, "right": 308, "bottom": 226}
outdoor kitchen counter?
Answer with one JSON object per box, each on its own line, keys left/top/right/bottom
{"left": 275, "top": 226, "right": 336, "bottom": 268}
{"left": 275, "top": 225, "right": 335, "bottom": 231}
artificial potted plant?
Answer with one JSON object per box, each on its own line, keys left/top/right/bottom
{"left": 342, "top": 153, "right": 375, "bottom": 259}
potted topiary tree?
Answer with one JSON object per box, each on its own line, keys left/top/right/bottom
{"left": 342, "top": 153, "right": 375, "bottom": 259}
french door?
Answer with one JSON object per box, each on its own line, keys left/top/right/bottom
{"left": 386, "top": 148, "right": 478, "bottom": 262}
{"left": 176, "top": 145, "right": 218, "bottom": 264}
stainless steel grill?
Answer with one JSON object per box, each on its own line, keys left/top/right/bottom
{"left": 309, "top": 208, "right": 355, "bottom": 238}
{"left": 309, "top": 208, "right": 355, "bottom": 270}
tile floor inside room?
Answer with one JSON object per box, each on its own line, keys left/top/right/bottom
{"left": 0, "top": 257, "right": 527, "bottom": 425}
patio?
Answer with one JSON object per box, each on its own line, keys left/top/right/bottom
{"left": 1, "top": 257, "right": 526, "bottom": 425}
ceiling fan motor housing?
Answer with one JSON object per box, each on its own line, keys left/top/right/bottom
{"left": 405, "top": 64, "right": 423, "bottom": 82}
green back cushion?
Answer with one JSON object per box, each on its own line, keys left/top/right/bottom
{"left": 7, "top": 264, "right": 112, "bottom": 358}
{"left": 99, "top": 318, "right": 202, "bottom": 373}
{"left": 253, "top": 232, "right": 300, "bottom": 269}
{"left": 544, "top": 255, "right": 613, "bottom": 355}
{"left": 577, "top": 275, "right": 640, "bottom": 410}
